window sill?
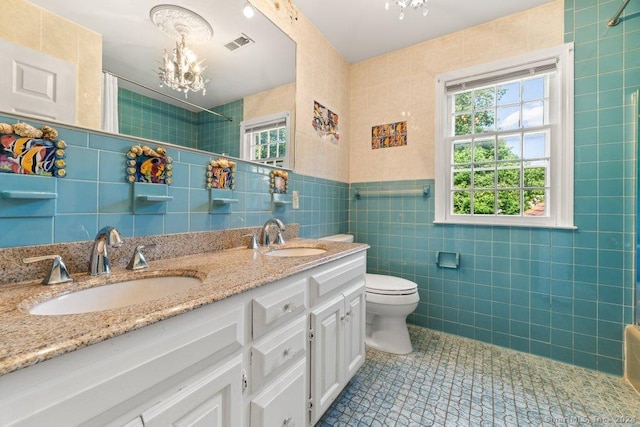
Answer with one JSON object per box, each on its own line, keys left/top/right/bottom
{"left": 432, "top": 219, "right": 577, "bottom": 230}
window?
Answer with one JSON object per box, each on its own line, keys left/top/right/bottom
{"left": 434, "top": 44, "right": 574, "bottom": 228}
{"left": 240, "top": 111, "right": 291, "bottom": 168}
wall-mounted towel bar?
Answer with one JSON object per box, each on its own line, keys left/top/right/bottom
{"left": 354, "top": 187, "right": 430, "bottom": 199}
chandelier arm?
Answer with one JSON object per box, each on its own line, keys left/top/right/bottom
{"left": 104, "top": 71, "right": 233, "bottom": 122}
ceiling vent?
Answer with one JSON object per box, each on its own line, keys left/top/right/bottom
{"left": 224, "top": 33, "right": 254, "bottom": 52}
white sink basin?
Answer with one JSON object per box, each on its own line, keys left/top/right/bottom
{"left": 28, "top": 276, "right": 202, "bottom": 315}
{"left": 265, "top": 247, "right": 327, "bottom": 257}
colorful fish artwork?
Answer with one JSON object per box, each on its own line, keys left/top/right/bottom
{"left": 206, "top": 157, "right": 236, "bottom": 189}
{"left": 0, "top": 134, "right": 65, "bottom": 176}
{"left": 125, "top": 145, "right": 173, "bottom": 185}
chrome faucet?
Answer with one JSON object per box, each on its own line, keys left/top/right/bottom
{"left": 262, "top": 218, "right": 285, "bottom": 247}
{"left": 89, "top": 226, "right": 123, "bottom": 275}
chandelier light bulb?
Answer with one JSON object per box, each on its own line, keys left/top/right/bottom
{"left": 151, "top": 5, "right": 211, "bottom": 97}
{"left": 242, "top": 2, "right": 255, "bottom": 18}
{"left": 385, "top": 0, "right": 429, "bottom": 19}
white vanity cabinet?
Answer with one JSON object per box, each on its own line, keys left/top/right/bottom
{"left": 308, "top": 254, "right": 366, "bottom": 425}
{"left": 0, "top": 297, "right": 245, "bottom": 427}
{"left": 0, "top": 250, "right": 367, "bottom": 427}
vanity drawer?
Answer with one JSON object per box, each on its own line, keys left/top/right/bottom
{"left": 250, "top": 358, "right": 306, "bottom": 427}
{"left": 309, "top": 252, "right": 366, "bottom": 306}
{"left": 252, "top": 278, "right": 306, "bottom": 338}
{"left": 251, "top": 316, "right": 306, "bottom": 393}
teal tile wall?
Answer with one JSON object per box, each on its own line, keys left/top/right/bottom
{"left": 117, "top": 89, "right": 243, "bottom": 156}
{"left": 118, "top": 88, "right": 199, "bottom": 148}
{"left": 0, "top": 112, "right": 348, "bottom": 249}
{"left": 348, "top": 0, "right": 640, "bottom": 376}
{"left": 198, "top": 100, "right": 243, "bottom": 156}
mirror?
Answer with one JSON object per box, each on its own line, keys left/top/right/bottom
{"left": 17, "top": 0, "right": 296, "bottom": 158}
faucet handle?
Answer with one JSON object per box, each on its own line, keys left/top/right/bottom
{"left": 275, "top": 230, "right": 286, "bottom": 245}
{"left": 243, "top": 233, "right": 260, "bottom": 249}
{"left": 126, "top": 244, "right": 156, "bottom": 270}
{"left": 23, "top": 255, "right": 73, "bottom": 285}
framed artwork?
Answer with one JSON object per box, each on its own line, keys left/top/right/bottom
{"left": 312, "top": 100, "right": 339, "bottom": 144}
{"left": 0, "top": 123, "right": 67, "bottom": 177}
{"left": 270, "top": 169, "right": 288, "bottom": 194}
{"left": 126, "top": 145, "right": 173, "bottom": 184}
{"left": 206, "top": 157, "right": 236, "bottom": 189}
{"left": 371, "top": 121, "right": 407, "bottom": 150}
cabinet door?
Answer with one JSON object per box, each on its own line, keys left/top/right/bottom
{"left": 250, "top": 359, "right": 306, "bottom": 427}
{"left": 309, "top": 293, "right": 344, "bottom": 424}
{"left": 142, "top": 355, "right": 243, "bottom": 427}
{"left": 343, "top": 282, "right": 366, "bottom": 380}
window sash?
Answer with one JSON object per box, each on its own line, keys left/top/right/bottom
{"left": 434, "top": 43, "right": 574, "bottom": 229}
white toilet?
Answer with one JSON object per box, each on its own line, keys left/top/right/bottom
{"left": 320, "top": 234, "right": 420, "bottom": 355}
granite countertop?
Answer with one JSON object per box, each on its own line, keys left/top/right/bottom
{"left": 0, "top": 238, "right": 368, "bottom": 376}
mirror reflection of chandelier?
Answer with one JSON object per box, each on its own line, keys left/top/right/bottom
{"left": 385, "top": 0, "right": 429, "bottom": 20}
{"left": 150, "top": 4, "right": 213, "bottom": 97}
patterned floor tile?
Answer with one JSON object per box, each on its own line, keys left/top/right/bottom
{"left": 316, "top": 326, "right": 640, "bottom": 426}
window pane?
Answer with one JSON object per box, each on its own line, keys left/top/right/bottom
{"left": 498, "top": 135, "right": 521, "bottom": 161}
{"left": 474, "top": 88, "right": 495, "bottom": 109}
{"left": 473, "top": 138, "right": 495, "bottom": 163}
{"left": 523, "top": 132, "right": 547, "bottom": 159}
{"left": 497, "top": 190, "right": 521, "bottom": 215}
{"left": 453, "top": 191, "right": 471, "bottom": 214}
{"left": 454, "top": 114, "right": 473, "bottom": 135}
{"left": 523, "top": 77, "right": 545, "bottom": 102}
{"left": 453, "top": 171, "right": 471, "bottom": 189}
{"left": 474, "top": 191, "right": 495, "bottom": 214}
{"left": 497, "top": 168, "right": 520, "bottom": 188}
{"left": 278, "top": 142, "right": 286, "bottom": 156}
{"left": 497, "top": 82, "right": 520, "bottom": 106}
{"left": 524, "top": 189, "right": 546, "bottom": 216}
{"left": 269, "top": 129, "right": 278, "bottom": 143}
{"left": 522, "top": 101, "right": 545, "bottom": 127}
{"left": 473, "top": 170, "right": 495, "bottom": 189}
{"left": 497, "top": 105, "right": 520, "bottom": 130}
{"left": 453, "top": 141, "right": 472, "bottom": 164}
{"left": 474, "top": 110, "right": 495, "bottom": 133}
{"left": 454, "top": 92, "right": 472, "bottom": 113}
{"left": 524, "top": 166, "right": 547, "bottom": 187}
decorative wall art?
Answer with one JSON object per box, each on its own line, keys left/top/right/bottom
{"left": 270, "top": 169, "right": 289, "bottom": 194}
{"left": 206, "top": 157, "right": 236, "bottom": 189}
{"left": 312, "top": 100, "right": 339, "bottom": 144}
{"left": 371, "top": 121, "right": 408, "bottom": 150}
{"left": 126, "top": 145, "right": 173, "bottom": 184}
{"left": 0, "top": 122, "right": 67, "bottom": 177}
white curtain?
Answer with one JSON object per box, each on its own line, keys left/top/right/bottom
{"left": 101, "top": 72, "right": 119, "bottom": 133}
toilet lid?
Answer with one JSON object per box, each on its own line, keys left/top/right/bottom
{"left": 366, "top": 273, "right": 418, "bottom": 295}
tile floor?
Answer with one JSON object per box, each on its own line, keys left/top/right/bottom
{"left": 317, "top": 326, "right": 640, "bottom": 426}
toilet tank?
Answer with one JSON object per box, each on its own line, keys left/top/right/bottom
{"left": 319, "top": 234, "right": 354, "bottom": 243}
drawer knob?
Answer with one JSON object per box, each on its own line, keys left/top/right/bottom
{"left": 282, "top": 302, "right": 296, "bottom": 313}
{"left": 283, "top": 347, "right": 296, "bottom": 358}
{"left": 283, "top": 417, "right": 295, "bottom": 427}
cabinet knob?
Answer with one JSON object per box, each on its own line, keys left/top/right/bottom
{"left": 342, "top": 310, "right": 352, "bottom": 322}
{"left": 282, "top": 302, "right": 296, "bottom": 313}
{"left": 283, "top": 347, "right": 296, "bottom": 358}
{"left": 283, "top": 417, "right": 295, "bottom": 427}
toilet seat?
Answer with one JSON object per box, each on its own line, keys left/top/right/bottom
{"left": 366, "top": 273, "right": 417, "bottom": 296}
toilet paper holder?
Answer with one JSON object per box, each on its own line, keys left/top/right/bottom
{"left": 436, "top": 251, "right": 460, "bottom": 269}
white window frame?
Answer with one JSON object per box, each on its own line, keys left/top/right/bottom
{"left": 434, "top": 43, "right": 575, "bottom": 229}
{"left": 240, "top": 111, "right": 291, "bottom": 168}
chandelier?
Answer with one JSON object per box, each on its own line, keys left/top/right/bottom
{"left": 150, "top": 5, "right": 213, "bottom": 97}
{"left": 385, "top": 0, "right": 429, "bottom": 20}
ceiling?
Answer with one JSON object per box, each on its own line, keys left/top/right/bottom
{"left": 294, "top": 0, "right": 557, "bottom": 63}
{"left": 25, "top": 0, "right": 556, "bottom": 110}
{"left": 27, "top": 0, "right": 296, "bottom": 111}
